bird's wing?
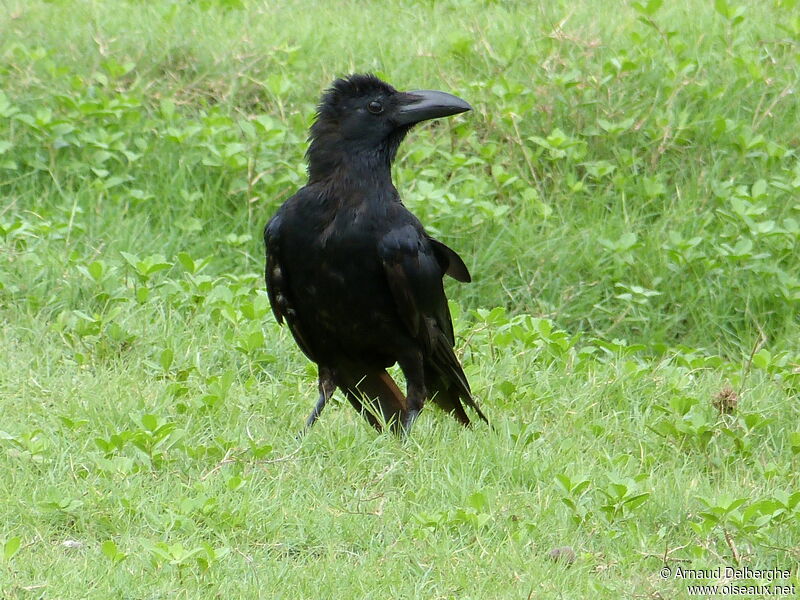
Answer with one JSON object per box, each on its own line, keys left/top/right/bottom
{"left": 379, "top": 224, "right": 453, "bottom": 347}
{"left": 429, "top": 237, "right": 471, "bottom": 283}
{"left": 379, "top": 225, "right": 487, "bottom": 424}
{"left": 378, "top": 231, "right": 471, "bottom": 345}
{"left": 263, "top": 214, "right": 316, "bottom": 361}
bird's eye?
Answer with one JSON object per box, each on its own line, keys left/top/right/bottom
{"left": 367, "top": 100, "right": 384, "bottom": 114}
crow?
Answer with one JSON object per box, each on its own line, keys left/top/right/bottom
{"left": 264, "top": 73, "right": 488, "bottom": 434}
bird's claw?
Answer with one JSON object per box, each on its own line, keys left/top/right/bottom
{"left": 401, "top": 409, "right": 420, "bottom": 435}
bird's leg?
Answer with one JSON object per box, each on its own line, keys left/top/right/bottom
{"left": 397, "top": 352, "right": 427, "bottom": 435}
{"left": 300, "top": 366, "right": 337, "bottom": 435}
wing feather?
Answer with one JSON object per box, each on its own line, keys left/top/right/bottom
{"left": 379, "top": 225, "right": 487, "bottom": 425}
{"left": 429, "top": 237, "right": 471, "bottom": 283}
{"left": 264, "top": 214, "right": 316, "bottom": 361}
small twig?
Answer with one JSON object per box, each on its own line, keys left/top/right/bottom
{"left": 369, "top": 459, "right": 402, "bottom": 486}
{"left": 738, "top": 322, "right": 766, "bottom": 399}
{"left": 752, "top": 85, "right": 794, "bottom": 130}
{"left": 757, "top": 543, "right": 800, "bottom": 558}
{"left": 640, "top": 552, "right": 691, "bottom": 563}
{"left": 510, "top": 116, "right": 542, "bottom": 195}
{"left": 330, "top": 504, "right": 384, "bottom": 517}
{"left": 704, "top": 542, "right": 727, "bottom": 565}
{"left": 200, "top": 448, "right": 237, "bottom": 481}
{"left": 233, "top": 547, "right": 253, "bottom": 563}
{"left": 0, "top": 195, "right": 17, "bottom": 218}
{"left": 252, "top": 447, "right": 303, "bottom": 471}
{"left": 724, "top": 528, "right": 742, "bottom": 566}
{"left": 640, "top": 542, "right": 692, "bottom": 563}
{"left": 601, "top": 305, "right": 632, "bottom": 338}
{"left": 201, "top": 446, "right": 303, "bottom": 480}
{"left": 244, "top": 414, "right": 256, "bottom": 443}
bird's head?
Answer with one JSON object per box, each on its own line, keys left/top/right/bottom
{"left": 306, "top": 73, "right": 471, "bottom": 181}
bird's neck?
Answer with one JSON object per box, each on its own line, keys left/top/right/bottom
{"left": 306, "top": 126, "right": 409, "bottom": 190}
{"left": 307, "top": 143, "right": 396, "bottom": 196}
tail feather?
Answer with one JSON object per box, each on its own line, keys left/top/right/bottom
{"left": 334, "top": 329, "right": 489, "bottom": 432}
{"left": 338, "top": 367, "right": 407, "bottom": 432}
{"left": 429, "top": 332, "right": 489, "bottom": 426}
{"left": 427, "top": 375, "right": 471, "bottom": 426}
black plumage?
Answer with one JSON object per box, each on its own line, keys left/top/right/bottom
{"left": 264, "top": 74, "right": 487, "bottom": 434}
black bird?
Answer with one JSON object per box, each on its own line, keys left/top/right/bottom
{"left": 264, "top": 73, "right": 488, "bottom": 434}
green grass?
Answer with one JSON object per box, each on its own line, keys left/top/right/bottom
{"left": 2, "top": 0, "right": 800, "bottom": 597}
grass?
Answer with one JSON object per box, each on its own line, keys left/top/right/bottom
{"left": 2, "top": 0, "right": 800, "bottom": 597}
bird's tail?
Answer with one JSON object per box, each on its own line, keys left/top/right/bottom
{"left": 338, "top": 367, "right": 407, "bottom": 433}
{"left": 429, "top": 333, "right": 489, "bottom": 427}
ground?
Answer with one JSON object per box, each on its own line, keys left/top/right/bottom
{"left": 1, "top": 0, "right": 799, "bottom": 597}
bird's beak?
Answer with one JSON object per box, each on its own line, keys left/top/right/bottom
{"left": 395, "top": 90, "right": 472, "bottom": 126}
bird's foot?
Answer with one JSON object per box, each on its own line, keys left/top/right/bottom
{"left": 401, "top": 409, "right": 420, "bottom": 436}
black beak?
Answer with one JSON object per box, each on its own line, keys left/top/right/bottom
{"left": 395, "top": 90, "right": 472, "bottom": 126}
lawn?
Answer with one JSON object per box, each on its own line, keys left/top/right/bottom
{"left": 1, "top": 0, "right": 799, "bottom": 597}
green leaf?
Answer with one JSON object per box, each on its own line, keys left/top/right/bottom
{"left": 751, "top": 178, "right": 767, "bottom": 198}
{"left": 141, "top": 414, "right": 158, "bottom": 432}
{"left": 622, "top": 492, "right": 651, "bottom": 510}
{"left": 4, "top": 536, "right": 21, "bottom": 561}
{"left": 177, "top": 252, "right": 196, "bottom": 273}
{"left": 467, "top": 491, "right": 489, "bottom": 512}
{"left": 144, "top": 261, "right": 172, "bottom": 276}
{"left": 87, "top": 261, "right": 104, "bottom": 281}
{"left": 618, "top": 232, "right": 638, "bottom": 250}
{"left": 226, "top": 475, "right": 245, "bottom": 491}
{"left": 752, "top": 349, "right": 771, "bottom": 370}
{"left": 632, "top": 0, "right": 663, "bottom": 15}
{"left": 120, "top": 251, "right": 140, "bottom": 268}
{"left": 159, "top": 348, "right": 174, "bottom": 372}
{"left": 790, "top": 432, "right": 800, "bottom": 455}
{"left": 555, "top": 474, "right": 573, "bottom": 494}
{"left": 160, "top": 98, "right": 175, "bottom": 119}
{"left": 101, "top": 540, "right": 118, "bottom": 559}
